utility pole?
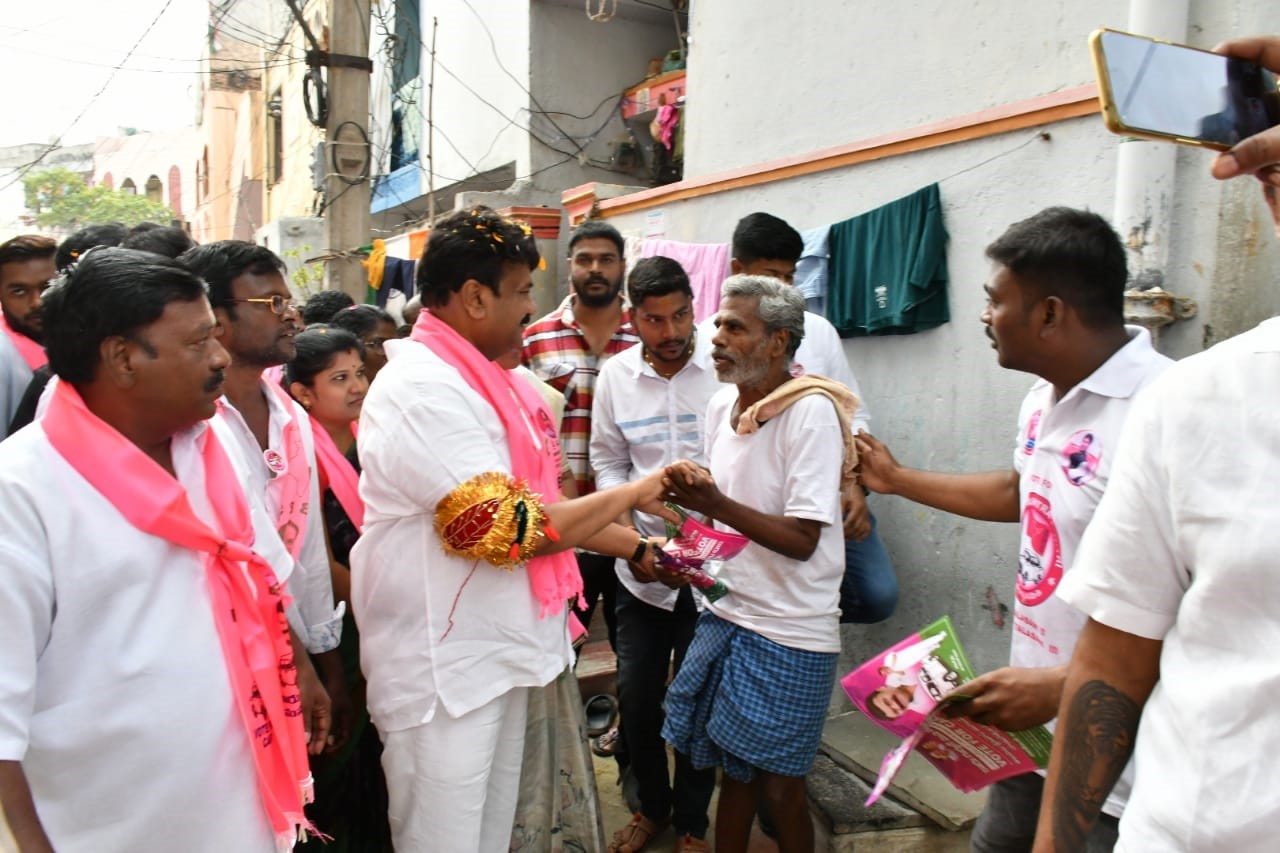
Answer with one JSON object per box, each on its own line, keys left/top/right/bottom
{"left": 426, "top": 16, "right": 437, "bottom": 226}
{"left": 322, "top": 0, "right": 372, "bottom": 301}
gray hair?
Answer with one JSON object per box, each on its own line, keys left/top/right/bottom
{"left": 721, "top": 274, "right": 806, "bottom": 357}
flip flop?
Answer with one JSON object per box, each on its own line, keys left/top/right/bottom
{"left": 584, "top": 693, "right": 618, "bottom": 737}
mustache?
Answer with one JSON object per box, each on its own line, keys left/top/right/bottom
{"left": 203, "top": 370, "right": 226, "bottom": 393}
{"left": 584, "top": 274, "right": 610, "bottom": 286}
{"left": 711, "top": 348, "right": 733, "bottom": 362}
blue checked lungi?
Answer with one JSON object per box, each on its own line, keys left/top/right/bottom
{"left": 661, "top": 611, "right": 838, "bottom": 781}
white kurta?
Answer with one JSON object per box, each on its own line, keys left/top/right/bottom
{"left": 351, "top": 339, "right": 572, "bottom": 734}
{"left": 0, "top": 421, "right": 290, "bottom": 851}
{"left": 1059, "top": 318, "right": 1280, "bottom": 851}
{"left": 214, "top": 378, "right": 343, "bottom": 654}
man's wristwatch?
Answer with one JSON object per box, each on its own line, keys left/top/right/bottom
{"left": 630, "top": 536, "right": 650, "bottom": 563}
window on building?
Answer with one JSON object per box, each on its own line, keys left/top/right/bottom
{"left": 389, "top": 0, "right": 422, "bottom": 172}
{"left": 120, "top": 178, "right": 137, "bottom": 195}
{"left": 145, "top": 175, "right": 163, "bottom": 204}
{"left": 267, "top": 90, "right": 284, "bottom": 185}
{"left": 168, "top": 165, "right": 183, "bottom": 217}
{"left": 198, "top": 148, "right": 210, "bottom": 201}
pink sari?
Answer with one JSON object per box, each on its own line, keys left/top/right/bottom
{"left": 311, "top": 416, "right": 363, "bottom": 533}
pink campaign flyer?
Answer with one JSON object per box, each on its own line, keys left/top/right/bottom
{"left": 841, "top": 616, "right": 1053, "bottom": 802}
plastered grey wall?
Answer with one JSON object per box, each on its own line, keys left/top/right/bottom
{"left": 596, "top": 0, "right": 1280, "bottom": 713}
{"left": 529, "top": 1, "right": 680, "bottom": 190}
{"left": 605, "top": 119, "right": 1118, "bottom": 691}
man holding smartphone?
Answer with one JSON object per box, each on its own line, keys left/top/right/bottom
{"left": 1035, "top": 36, "right": 1280, "bottom": 853}
{"left": 857, "top": 206, "right": 1171, "bottom": 853}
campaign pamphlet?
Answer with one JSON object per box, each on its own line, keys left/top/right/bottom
{"left": 657, "top": 504, "right": 749, "bottom": 601}
{"left": 841, "top": 616, "right": 1052, "bottom": 804}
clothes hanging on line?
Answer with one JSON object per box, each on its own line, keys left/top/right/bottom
{"left": 637, "top": 238, "right": 732, "bottom": 323}
{"left": 826, "top": 183, "right": 949, "bottom": 337}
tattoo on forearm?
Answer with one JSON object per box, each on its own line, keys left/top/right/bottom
{"left": 1052, "top": 680, "right": 1140, "bottom": 852}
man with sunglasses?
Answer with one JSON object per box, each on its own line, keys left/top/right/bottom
{"left": 179, "top": 241, "right": 350, "bottom": 758}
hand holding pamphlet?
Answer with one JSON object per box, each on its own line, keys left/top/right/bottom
{"left": 841, "top": 616, "right": 1052, "bottom": 804}
{"left": 657, "top": 503, "right": 749, "bottom": 602}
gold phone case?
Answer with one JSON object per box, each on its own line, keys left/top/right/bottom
{"left": 1089, "top": 27, "right": 1235, "bottom": 151}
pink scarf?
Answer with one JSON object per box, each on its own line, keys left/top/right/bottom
{"left": 311, "top": 416, "right": 363, "bottom": 533}
{"left": 262, "top": 382, "right": 310, "bottom": 562}
{"left": 411, "top": 310, "right": 581, "bottom": 617}
{"left": 0, "top": 312, "right": 45, "bottom": 371}
{"left": 41, "top": 380, "right": 313, "bottom": 850}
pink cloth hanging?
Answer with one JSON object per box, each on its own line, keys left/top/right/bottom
{"left": 638, "top": 238, "right": 732, "bottom": 323}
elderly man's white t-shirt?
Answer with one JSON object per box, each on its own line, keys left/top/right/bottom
{"left": 351, "top": 340, "right": 572, "bottom": 734}
{"left": 0, "top": 421, "right": 286, "bottom": 851}
{"left": 701, "top": 386, "right": 845, "bottom": 653}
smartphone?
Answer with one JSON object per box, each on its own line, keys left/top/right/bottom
{"left": 1090, "top": 28, "right": 1280, "bottom": 150}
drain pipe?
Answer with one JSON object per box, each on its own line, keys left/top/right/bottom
{"left": 1114, "top": 0, "right": 1197, "bottom": 339}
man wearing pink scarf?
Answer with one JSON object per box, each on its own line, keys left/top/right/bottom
{"left": 0, "top": 235, "right": 55, "bottom": 436}
{"left": 352, "top": 207, "right": 676, "bottom": 851}
{"left": 0, "top": 249, "right": 314, "bottom": 850}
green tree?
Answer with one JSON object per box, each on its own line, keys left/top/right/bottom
{"left": 23, "top": 167, "right": 173, "bottom": 230}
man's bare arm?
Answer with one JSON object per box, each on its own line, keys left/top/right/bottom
{"left": 1033, "top": 619, "right": 1162, "bottom": 852}
{"left": 856, "top": 431, "right": 1020, "bottom": 522}
{"left": 0, "top": 761, "right": 54, "bottom": 852}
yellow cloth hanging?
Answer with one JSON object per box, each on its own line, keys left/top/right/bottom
{"left": 362, "top": 238, "right": 387, "bottom": 290}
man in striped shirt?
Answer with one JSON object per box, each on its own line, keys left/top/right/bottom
{"left": 522, "top": 219, "right": 639, "bottom": 655}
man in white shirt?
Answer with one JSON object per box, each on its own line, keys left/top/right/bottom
{"left": 700, "top": 212, "right": 898, "bottom": 626}
{"left": 0, "top": 249, "right": 311, "bottom": 850}
{"left": 592, "top": 256, "right": 722, "bottom": 853}
{"left": 0, "top": 235, "right": 56, "bottom": 437}
{"left": 1036, "top": 36, "right": 1280, "bottom": 852}
{"left": 663, "top": 275, "right": 846, "bottom": 853}
{"left": 351, "top": 207, "right": 673, "bottom": 851}
{"left": 857, "top": 207, "right": 1172, "bottom": 852}
{"left": 179, "top": 241, "right": 347, "bottom": 752}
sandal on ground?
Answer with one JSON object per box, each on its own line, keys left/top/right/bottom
{"left": 606, "top": 813, "right": 669, "bottom": 853}
{"left": 592, "top": 725, "right": 621, "bottom": 756}
{"left": 583, "top": 694, "right": 618, "bottom": 737}
{"left": 674, "top": 834, "right": 710, "bottom": 853}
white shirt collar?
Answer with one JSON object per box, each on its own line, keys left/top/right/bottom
{"left": 1073, "top": 325, "right": 1161, "bottom": 400}
{"left": 628, "top": 327, "right": 713, "bottom": 380}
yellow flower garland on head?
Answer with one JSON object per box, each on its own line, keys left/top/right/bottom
{"left": 434, "top": 471, "right": 547, "bottom": 568}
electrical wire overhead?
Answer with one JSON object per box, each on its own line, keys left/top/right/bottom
{"left": 0, "top": 0, "right": 180, "bottom": 193}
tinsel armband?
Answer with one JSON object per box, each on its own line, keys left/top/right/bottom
{"left": 434, "top": 472, "right": 547, "bottom": 568}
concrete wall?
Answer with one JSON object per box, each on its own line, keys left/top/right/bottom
{"left": 528, "top": 0, "right": 679, "bottom": 191}
{"left": 418, "top": 0, "right": 534, "bottom": 187}
{"left": 595, "top": 0, "right": 1280, "bottom": 697}
{"left": 263, "top": 22, "right": 325, "bottom": 225}
{"left": 681, "top": 0, "right": 1130, "bottom": 177}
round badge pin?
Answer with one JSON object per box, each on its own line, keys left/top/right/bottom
{"left": 263, "top": 449, "right": 287, "bottom": 474}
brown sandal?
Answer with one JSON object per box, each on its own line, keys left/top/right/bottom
{"left": 607, "top": 813, "right": 669, "bottom": 853}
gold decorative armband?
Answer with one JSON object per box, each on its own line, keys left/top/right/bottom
{"left": 434, "top": 472, "right": 547, "bottom": 568}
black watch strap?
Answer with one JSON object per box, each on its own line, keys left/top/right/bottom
{"left": 630, "top": 536, "right": 650, "bottom": 563}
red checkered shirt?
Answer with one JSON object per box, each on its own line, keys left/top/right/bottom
{"left": 522, "top": 296, "right": 639, "bottom": 495}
